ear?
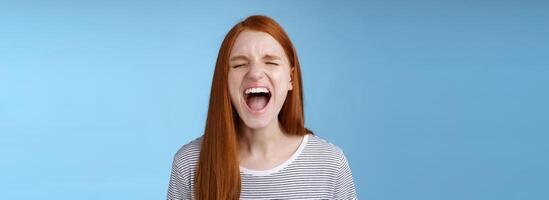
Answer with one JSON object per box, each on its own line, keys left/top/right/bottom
{"left": 289, "top": 67, "right": 295, "bottom": 91}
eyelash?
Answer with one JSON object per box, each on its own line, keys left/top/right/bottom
{"left": 232, "top": 64, "right": 245, "bottom": 68}
{"left": 232, "top": 62, "right": 278, "bottom": 68}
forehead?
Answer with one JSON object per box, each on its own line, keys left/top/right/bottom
{"left": 230, "top": 30, "right": 286, "bottom": 58}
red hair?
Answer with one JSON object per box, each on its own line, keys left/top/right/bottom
{"left": 195, "top": 15, "right": 310, "bottom": 199}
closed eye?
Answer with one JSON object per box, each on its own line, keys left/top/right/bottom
{"left": 266, "top": 62, "right": 279, "bottom": 66}
{"left": 232, "top": 64, "right": 245, "bottom": 68}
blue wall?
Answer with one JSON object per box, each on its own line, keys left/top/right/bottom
{"left": 1, "top": 0, "right": 548, "bottom": 199}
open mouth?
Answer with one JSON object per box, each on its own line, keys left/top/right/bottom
{"left": 244, "top": 87, "right": 271, "bottom": 112}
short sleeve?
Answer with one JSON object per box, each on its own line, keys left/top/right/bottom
{"left": 167, "top": 156, "right": 191, "bottom": 200}
{"left": 335, "top": 152, "right": 358, "bottom": 199}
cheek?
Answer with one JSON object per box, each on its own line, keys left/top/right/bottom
{"left": 273, "top": 69, "right": 292, "bottom": 88}
{"left": 227, "top": 71, "right": 244, "bottom": 101}
{"left": 272, "top": 70, "right": 292, "bottom": 97}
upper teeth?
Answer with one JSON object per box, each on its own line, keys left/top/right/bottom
{"left": 245, "top": 87, "right": 269, "bottom": 94}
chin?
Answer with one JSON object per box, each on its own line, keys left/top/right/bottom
{"left": 240, "top": 116, "right": 275, "bottom": 130}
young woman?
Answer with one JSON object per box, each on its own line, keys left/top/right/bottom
{"left": 167, "top": 15, "right": 357, "bottom": 199}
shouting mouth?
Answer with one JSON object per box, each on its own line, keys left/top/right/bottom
{"left": 243, "top": 86, "right": 272, "bottom": 113}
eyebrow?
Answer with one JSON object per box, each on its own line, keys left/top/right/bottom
{"left": 263, "top": 54, "right": 281, "bottom": 61}
{"left": 230, "top": 54, "right": 282, "bottom": 62}
{"left": 230, "top": 55, "right": 248, "bottom": 62}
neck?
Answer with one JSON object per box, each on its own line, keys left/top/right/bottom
{"left": 238, "top": 119, "right": 286, "bottom": 157}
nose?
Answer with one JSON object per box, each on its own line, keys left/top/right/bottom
{"left": 245, "top": 60, "right": 265, "bottom": 81}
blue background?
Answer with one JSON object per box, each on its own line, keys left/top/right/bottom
{"left": 1, "top": 0, "right": 548, "bottom": 199}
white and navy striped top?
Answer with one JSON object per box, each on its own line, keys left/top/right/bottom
{"left": 167, "top": 134, "right": 357, "bottom": 199}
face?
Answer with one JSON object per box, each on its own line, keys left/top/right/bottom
{"left": 228, "top": 30, "right": 293, "bottom": 130}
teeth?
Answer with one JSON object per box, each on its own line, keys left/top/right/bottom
{"left": 245, "top": 87, "right": 270, "bottom": 94}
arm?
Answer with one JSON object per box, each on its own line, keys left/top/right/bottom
{"left": 335, "top": 152, "right": 358, "bottom": 199}
{"left": 167, "top": 156, "right": 191, "bottom": 200}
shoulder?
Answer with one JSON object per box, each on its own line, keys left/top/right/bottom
{"left": 303, "top": 134, "right": 347, "bottom": 165}
{"left": 306, "top": 134, "right": 346, "bottom": 157}
{"left": 171, "top": 136, "right": 202, "bottom": 175}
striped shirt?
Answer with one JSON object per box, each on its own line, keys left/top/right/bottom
{"left": 167, "top": 134, "right": 358, "bottom": 199}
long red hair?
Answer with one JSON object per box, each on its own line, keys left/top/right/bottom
{"left": 195, "top": 15, "right": 310, "bottom": 199}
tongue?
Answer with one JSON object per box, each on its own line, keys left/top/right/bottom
{"left": 247, "top": 96, "right": 268, "bottom": 111}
